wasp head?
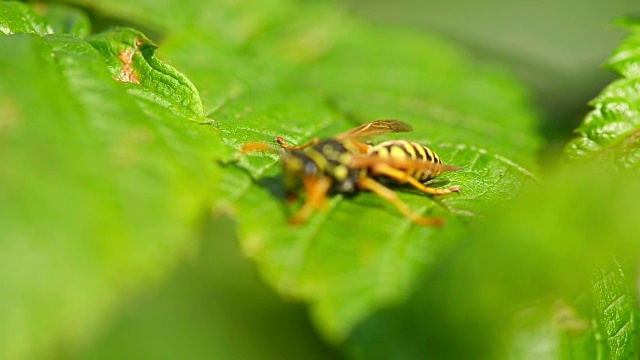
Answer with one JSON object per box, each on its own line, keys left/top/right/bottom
{"left": 281, "top": 151, "right": 319, "bottom": 197}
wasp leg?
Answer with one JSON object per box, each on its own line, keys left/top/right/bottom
{"left": 275, "top": 136, "right": 319, "bottom": 151}
{"left": 290, "top": 176, "right": 332, "bottom": 225}
{"left": 371, "top": 163, "right": 461, "bottom": 195}
{"left": 350, "top": 155, "right": 461, "bottom": 174}
{"left": 358, "top": 177, "right": 444, "bottom": 226}
{"left": 348, "top": 140, "right": 372, "bottom": 154}
{"left": 241, "top": 142, "right": 276, "bottom": 154}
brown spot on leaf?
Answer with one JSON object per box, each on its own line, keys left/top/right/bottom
{"left": 117, "top": 48, "right": 140, "bottom": 84}
{"left": 134, "top": 37, "right": 143, "bottom": 48}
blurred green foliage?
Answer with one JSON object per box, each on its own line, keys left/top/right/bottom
{"left": 1, "top": 0, "right": 640, "bottom": 359}
{"left": 347, "top": 165, "right": 640, "bottom": 359}
{"left": 350, "top": 0, "right": 640, "bottom": 148}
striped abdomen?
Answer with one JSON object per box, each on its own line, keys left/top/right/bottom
{"left": 368, "top": 140, "right": 442, "bottom": 182}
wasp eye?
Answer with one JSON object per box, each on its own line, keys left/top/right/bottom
{"left": 304, "top": 161, "right": 318, "bottom": 175}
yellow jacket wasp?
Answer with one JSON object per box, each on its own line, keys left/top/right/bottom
{"left": 242, "top": 120, "right": 461, "bottom": 226}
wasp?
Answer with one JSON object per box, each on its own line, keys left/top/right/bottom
{"left": 242, "top": 120, "right": 461, "bottom": 226}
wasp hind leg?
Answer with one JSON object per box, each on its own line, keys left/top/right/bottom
{"left": 371, "top": 163, "right": 461, "bottom": 195}
{"left": 358, "top": 177, "right": 444, "bottom": 227}
{"left": 290, "top": 176, "right": 332, "bottom": 225}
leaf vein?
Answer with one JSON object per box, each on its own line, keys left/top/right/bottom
{"left": 610, "top": 316, "right": 632, "bottom": 339}
{"left": 604, "top": 292, "right": 627, "bottom": 314}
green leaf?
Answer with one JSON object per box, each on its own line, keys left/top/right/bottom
{"left": 0, "top": 5, "right": 224, "bottom": 358}
{"left": 37, "top": 3, "right": 91, "bottom": 38}
{"left": 344, "top": 165, "right": 640, "bottom": 359}
{"left": 2, "top": 1, "right": 543, "bottom": 356}
{"left": 184, "top": 12, "right": 540, "bottom": 345}
{"left": 591, "top": 259, "right": 640, "bottom": 360}
{"left": 564, "top": 19, "right": 640, "bottom": 168}
{"left": 69, "top": 217, "right": 338, "bottom": 360}
{"left": 62, "top": 0, "right": 542, "bottom": 343}
{"left": 508, "top": 259, "right": 640, "bottom": 360}
{"left": 219, "top": 25, "right": 540, "bottom": 343}
{"left": 87, "top": 28, "right": 206, "bottom": 118}
{"left": 0, "top": 1, "right": 53, "bottom": 36}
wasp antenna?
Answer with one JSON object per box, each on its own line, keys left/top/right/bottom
{"left": 275, "top": 136, "right": 320, "bottom": 151}
{"left": 240, "top": 142, "right": 280, "bottom": 155}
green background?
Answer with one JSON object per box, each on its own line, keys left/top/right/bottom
{"left": 2, "top": 0, "right": 640, "bottom": 359}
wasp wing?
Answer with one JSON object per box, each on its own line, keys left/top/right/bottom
{"left": 334, "top": 120, "right": 413, "bottom": 141}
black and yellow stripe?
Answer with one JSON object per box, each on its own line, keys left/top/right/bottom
{"left": 368, "top": 140, "right": 442, "bottom": 182}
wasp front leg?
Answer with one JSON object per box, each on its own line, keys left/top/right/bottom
{"left": 290, "top": 175, "right": 333, "bottom": 225}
